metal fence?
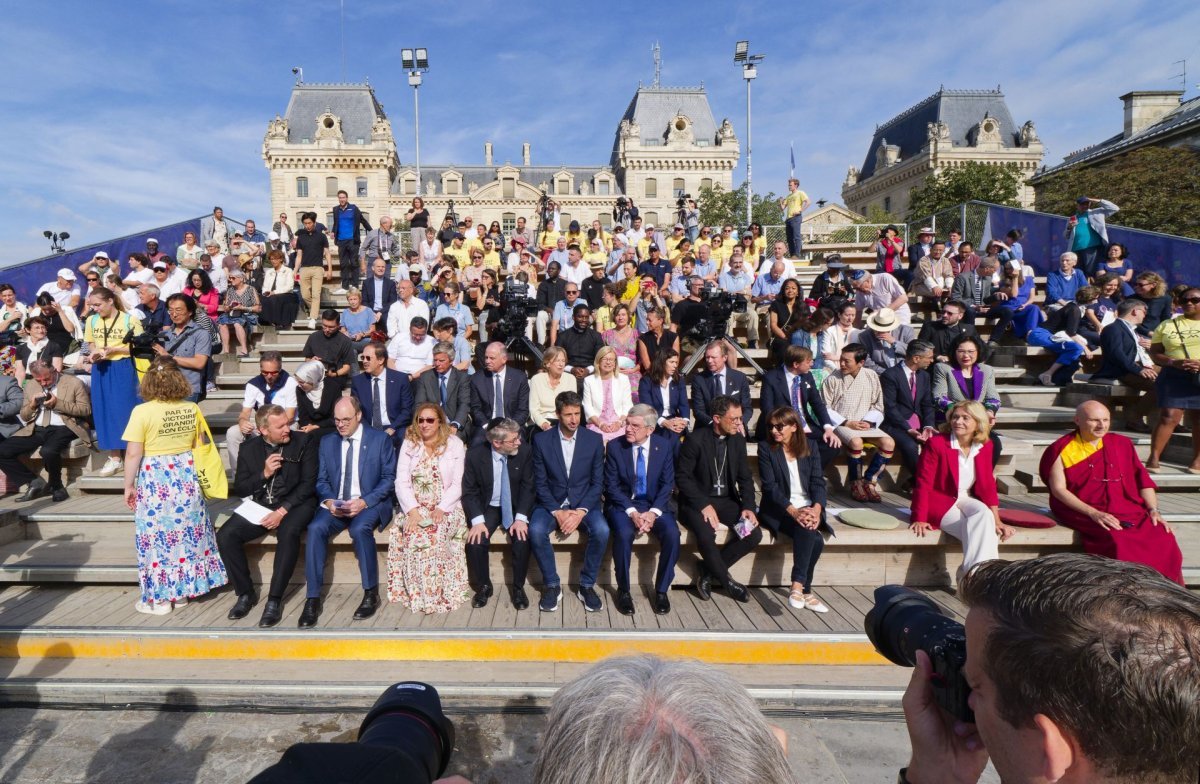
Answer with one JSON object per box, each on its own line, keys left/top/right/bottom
{"left": 905, "top": 203, "right": 990, "bottom": 246}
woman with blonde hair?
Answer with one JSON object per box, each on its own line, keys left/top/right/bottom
{"left": 388, "top": 402, "right": 470, "bottom": 614}
{"left": 528, "top": 346, "right": 579, "bottom": 432}
{"left": 909, "top": 400, "right": 1015, "bottom": 578}
{"left": 583, "top": 345, "right": 633, "bottom": 444}
{"left": 122, "top": 358, "right": 227, "bottom": 614}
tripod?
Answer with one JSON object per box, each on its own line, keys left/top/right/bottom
{"left": 682, "top": 335, "right": 765, "bottom": 378}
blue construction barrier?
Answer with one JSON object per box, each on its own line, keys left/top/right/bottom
{"left": 980, "top": 203, "right": 1198, "bottom": 288}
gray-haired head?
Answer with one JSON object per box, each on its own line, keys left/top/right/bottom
{"left": 485, "top": 417, "right": 521, "bottom": 445}
{"left": 628, "top": 403, "right": 658, "bottom": 429}
{"left": 533, "top": 654, "right": 794, "bottom": 784}
{"left": 431, "top": 340, "right": 455, "bottom": 358}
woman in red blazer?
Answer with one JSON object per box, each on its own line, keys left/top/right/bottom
{"left": 910, "top": 400, "right": 1015, "bottom": 578}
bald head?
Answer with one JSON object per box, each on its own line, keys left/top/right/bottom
{"left": 1074, "top": 401, "right": 1111, "bottom": 440}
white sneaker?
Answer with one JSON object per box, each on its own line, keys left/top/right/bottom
{"left": 331, "top": 287, "right": 348, "bottom": 295}
{"left": 307, "top": 319, "right": 316, "bottom": 330}
{"left": 96, "top": 457, "right": 123, "bottom": 477}
{"left": 134, "top": 600, "right": 171, "bottom": 615}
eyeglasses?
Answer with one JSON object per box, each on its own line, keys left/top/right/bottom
{"left": 566, "top": 290, "right": 579, "bottom": 295}
{"left": 769, "top": 423, "right": 789, "bottom": 431}
{"left": 333, "top": 416, "right": 357, "bottom": 425}
{"left": 416, "top": 417, "right": 438, "bottom": 424}
{"left": 86, "top": 277, "right": 99, "bottom": 282}
{"left": 1182, "top": 297, "right": 1200, "bottom": 305}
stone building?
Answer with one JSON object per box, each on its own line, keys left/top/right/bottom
{"left": 262, "top": 81, "right": 739, "bottom": 237}
{"left": 841, "top": 88, "right": 1044, "bottom": 219}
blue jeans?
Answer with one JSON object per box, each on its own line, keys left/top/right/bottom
{"left": 785, "top": 214, "right": 804, "bottom": 257}
{"left": 1026, "top": 327, "right": 1084, "bottom": 383}
{"left": 529, "top": 507, "right": 610, "bottom": 589}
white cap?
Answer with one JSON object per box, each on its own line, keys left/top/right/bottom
{"left": 268, "top": 231, "right": 280, "bottom": 240}
{"left": 57, "top": 268, "right": 76, "bottom": 281}
{"left": 93, "top": 251, "right": 109, "bottom": 260}
{"left": 146, "top": 237, "right": 159, "bottom": 244}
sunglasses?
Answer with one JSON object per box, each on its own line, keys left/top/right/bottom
{"left": 769, "top": 423, "right": 789, "bottom": 431}
{"left": 1182, "top": 297, "right": 1200, "bottom": 305}
{"left": 86, "top": 277, "right": 99, "bottom": 282}
{"left": 416, "top": 417, "right": 439, "bottom": 424}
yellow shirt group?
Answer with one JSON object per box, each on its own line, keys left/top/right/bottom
{"left": 445, "top": 245, "right": 470, "bottom": 269}
{"left": 84, "top": 312, "right": 142, "bottom": 360}
{"left": 1152, "top": 317, "right": 1200, "bottom": 359}
{"left": 122, "top": 400, "right": 200, "bottom": 456}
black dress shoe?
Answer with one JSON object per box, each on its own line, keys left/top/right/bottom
{"left": 725, "top": 580, "right": 750, "bottom": 603}
{"left": 17, "top": 477, "right": 47, "bottom": 502}
{"left": 227, "top": 592, "right": 258, "bottom": 620}
{"left": 298, "top": 597, "right": 322, "bottom": 628}
{"left": 616, "top": 590, "right": 635, "bottom": 616}
{"left": 50, "top": 487, "right": 69, "bottom": 503}
{"left": 471, "top": 584, "right": 493, "bottom": 608}
{"left": 258, "top": 598, "right": 283, "bottom": 628}
{"left": 653, "top": 592, "right": 671, "bottom": 615}
{"left": 353, "top": 587, "right": 380, "bottom": 620}
{"left": 694, "top": 565, "right": 712, "bottom": 601}
{"left": 511, "top": 586, "right": 530, "bottom": 610}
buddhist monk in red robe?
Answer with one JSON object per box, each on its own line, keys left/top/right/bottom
{"left": 1040, "top": 401, "right": 1183, "bottom": 585}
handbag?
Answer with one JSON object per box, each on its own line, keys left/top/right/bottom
{"left": 192, "top": 409, "right": 228, "bottom": 499}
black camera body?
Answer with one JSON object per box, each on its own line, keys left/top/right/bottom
{"left": 688, "top": 282, "right": 748, "bottom": 341}
{"left": 865, "top": 585, "right": 973, "bottom": 723}
{"left": 123, "top": 322, "right": 167, "bottom": 360}
{"left": 492, "top": 281, "right": 538, "bottom": 341}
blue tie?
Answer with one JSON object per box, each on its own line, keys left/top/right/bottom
{"left": 340, "top": 438, "right": 355, "bottom": 500}
{"left": 635, "top": 446, "right": 647, "bottom": 498}
{"left": 499, "top": 455, "right": 513, "bottom": 528}
{"left": 439, "top": 374, "right": 448, "bottom": 406}
{"left": 493, "top": 374, "right": 504, "bottom": 418}
{"left": 791, "top": 375, "right": 803, "bottom": 415}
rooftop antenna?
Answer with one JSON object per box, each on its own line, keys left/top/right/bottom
{"left": 1170, "top": 59, "right": 1186, "bottom": 91}
{"left": 339, "top": 0, "right": 346, "bottom": 81}
{"left": 652, "top": 41, "right": 662, "bottom": 88}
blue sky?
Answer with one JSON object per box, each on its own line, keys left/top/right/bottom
{"left": 2, "top": 0, "right": 1198, "bottom": 262}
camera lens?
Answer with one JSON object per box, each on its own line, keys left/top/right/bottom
{"left": 865, "top": 585, "right": 959, "bottom": 666}
{"left": 358, "top": 682, "right": 455, "bottom": 780}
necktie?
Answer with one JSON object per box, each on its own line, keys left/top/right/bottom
{"left": 499, "top": 455, "right": 513, "bottom": 528}
{"left": 908, "top": 372, "right": 922, "bottom": 431}
{"left": 341, "top": 438, "right": 355, "bottom": 500}
{"left": 40, "top": 395, "right": 51, "bottom": 427}
{"left": 493, "top": 374, "right": 504, "bottom": 418}
{"left": 791, "top": 376, "right": 809, "bottom": 432}
{"left": 973, "top": 275, "right": 982, "bottom": 305}
{"left": 371, "top": 377, "right": 383, "bottom": 429}
{"left": 439, "top": 374, "right": 448, "bottom": 406}
{"left": 635, "top": 446, "right": 647, "bottom": 498}
{"left": 715, "top": 373, "right": 724, "bottom": 396}
{"left": 910, "top": 371, "right": 918, "bottom": 403}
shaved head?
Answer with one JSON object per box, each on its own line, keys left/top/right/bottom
{"left": 1074, "top": 401, "right": 1111, "bottom": 440}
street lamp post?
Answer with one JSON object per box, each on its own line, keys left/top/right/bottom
{"left": 43, "top": 230, "right": 70, "bottom": 254}
{"left": 401, "top": 48, "right": 429, "bottom": 193}
{"left": 733, "top": 41, "right": 764, "bottom": 228}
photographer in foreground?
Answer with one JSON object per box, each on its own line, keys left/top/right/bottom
{"left": 900, "top": 553, "right": 1200, "bottom": 784}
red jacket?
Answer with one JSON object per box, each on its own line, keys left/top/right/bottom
{"left": 911, "top": 434, "right": 998, "bottom": 527}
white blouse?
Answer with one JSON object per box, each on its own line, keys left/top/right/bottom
{"left": 786, "top": 457, "right": 812, "bottom": 509}
{"left": 956, "top": 442, "right": 984, "bottom": 501}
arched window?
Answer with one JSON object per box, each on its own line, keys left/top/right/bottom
{"left": 325, "top": 177, "right": 339, "bottom": 197}
{"left": 355, "top": 177, "right": 368, "bottom": 197}
{"left": 296, "top": 177, "right": 309, "bottom": 198}
{"left": 644, "top": 178, "right": 658, "bottom": 198}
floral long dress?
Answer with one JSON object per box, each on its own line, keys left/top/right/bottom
{"left": 603, "top": 327, "right": 642, "bottom": 402}
{"left": 385, "top": 449, "right": 470, "bottom": 614}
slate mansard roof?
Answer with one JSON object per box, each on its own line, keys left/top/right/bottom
{"left": 282, "top": 82, "right": 387, "bottom": 144}
{"left": 610, "top": 86, "right": 721, "bottom": 167}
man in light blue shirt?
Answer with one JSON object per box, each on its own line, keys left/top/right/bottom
{"left": 668, "top": 258, "right": 697, "bottom": 303}
{"left": 693, "top": 245, "right": 719, "bottom": 282}
{"left": 718, "top": 256, "right": 759, "bottom": 348}
{"left": 547, "top": 236, "right": 571, "bottom": 270}
{"left": 549, "top": 285, "right": 583, "bottom": 343}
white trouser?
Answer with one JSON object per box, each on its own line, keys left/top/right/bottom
{"left": 940, "top": 497, "right": 999, "bottom": 575}
{"left": 224, "top": 424, "right": 257, "bottom": 470}
{"left": 535, "top": 310, "right": 552, "bottom": 345}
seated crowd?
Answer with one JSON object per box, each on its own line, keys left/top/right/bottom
{"left": 0, "top": 197, "right": 1192, "bottom": 629}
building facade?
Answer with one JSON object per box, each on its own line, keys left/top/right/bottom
{"left": 263, "top": 82, "right": 739, "bottom": 238}
{"left": 841, "top": 88, "right": 1044, "bottom": 219}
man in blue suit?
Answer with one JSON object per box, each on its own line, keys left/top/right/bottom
{"left": 299, "top": 397, "right": 396, "bottom": 628}
{"left": 350, "top": 341, "right": 413, "bottom": 447}
{"left": 1092, "top": 299, "right": 1159, "bottom": 430}
{"left": 604, "top": 403, "right": 680, "bottom": 616}
{"left": 756, "top": 345, "right": 842, "bottom": 465}
{"left": 690, "top": 342, "right": 753, "bottom": 431}
{"left": 530, "top": 391, "right": 610, "bottom": 613}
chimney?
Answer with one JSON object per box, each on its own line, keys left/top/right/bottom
{"left": 484, "top": 141, "right": 494, "bottom": 166}
{"left": 1119, "top": 90, "right": 1183, "bottom": 139}
{"left": 522, "top": 142, "right": 531, "bottom": 166}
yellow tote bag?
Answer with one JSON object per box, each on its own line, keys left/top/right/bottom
{"left": 193, "top": 410, "right": 228, "bottom": 500}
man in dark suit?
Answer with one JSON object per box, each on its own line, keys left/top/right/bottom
{"left": 950, "top": 257, "right": 1005, "bottom": 322}
{"left": 359, "top": 258, "right": 398, "bottom": 327}
{"left": 299, "top": 397, "right": 396, "bottom": 628}
{"left": 413, "top": 341, "right": 472, "bottom": 442}
{"left": 530, "top": 391, "right": 610, "bottom": 613}
{"left": 470, "top": 341, "right": 530, "bottom": 444}
{"left": 217, "top": 404, "right": 318, "bottom": 627}
{"left": 755, "top": 345, "right": 842, "bottom": 465}
{"left": 880, "top": 340, "right": 938, "bottom": 482}
{"left": 906, "top": 227, "right": 935, "bottom": 282}
{"left": 461, "top": 417, "right": 536, "bottom": 609}
{"left": 350, "top": 341, "right": 413, "bottom": 447}
{"left": 918, "top": 299, "right": 980, "bottom": 363}
{"left": 677, "top": 395, "right": 762, "bottom": 603}
{"left": 690, "top": 341, "right": 752, "bottom": 430}
{"left": 605, "top": 403, "right": 680, "bottom": 616}
{"left": 1092, "top": 299, "right": 1159, "bottom": 430}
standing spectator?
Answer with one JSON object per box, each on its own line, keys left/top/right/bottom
{"left": 362, "top": 215, "right": 398, "bottom": 279}
{"left": 121, "top": 358, "right": 227, "bottom": 615}
{"left": 909, "top": 400, "right": 1014, "bottom": 578}
{"left": 850, "top": 269, "right": 912, "bottom": 326}
{"left": 389, "top": 402, "right": 470, "bottom": 614}
{"left": 528, "top": 346, "right": 579, "bottom": 433}
{"left": 875, "top": 225, "right": 907, "bottom": 283}
{"left": 584, "top": 346, "right": 633, "bottom": 444}
{"left": 153, "top": 295, "right": 211, "bottom": 402}
{"left": 779, "top": 177, "right": 810, "bottom": 257}
{"left": 859, "top": 308, "right": 914, "bottom": 373}
{"left": 758, "top": 406, "right": 831, "bottom": 612}
{"left": 13, "top": 316, "right": 64, "bottom": 384}
{"left": 331, "top": 189, "right": 371, "bottom": 294}
{"left": 258, "top": 250, "right": 298, "bottom": 328}
{"left": 1147, "top": 285, "right": 1200, "bottom": 472}
{"left": 350, "top": 340, "right": 414, "bottom": 448}
{"left": 880, "top": 340, "right": 938, "bottom": 483}
{"left": 81, "top": 287, "right": 141, "bottom": 477}
{"left": 0, "top": 360, "right": 90, "bottom": 503}
{"left": 200, "top": 206, "right": 234, "bottom": 253}
{"left": 1100, "top": 242, "right": 1135, "bottom": 295}
{"left": 38, "top": 268, "right": 81, "bottom": 311}
{"left": 272, "top": 212, "right": 294, "bottom": 249}
{"left": 821, "top": 343, "right": 893, "bottom": 502}
{"left": 403, "top": 197, "right": 430, "bottom": 252}
{"left": 602, "top": 304, "right": 641, "bottom": 400}
{"left": 304, "top": 309, "right": 357, "bottom": 390}
{"left": 1065, "top": 196, "right": 1119, "bottom": 277}
{"left": 1045, "top": 252, "right": 1089, "bottom": 311}
{"left": 216, "top": 404, "right": 318, "bottom": 627}
{"left": 293, "top": 211, "right": 332, "bottom": 330}
{"left": 218, "top": 269, "right": 260, "bottom": 358}
{"left": 299, "top": 397, "right": 397, "bottom": 627}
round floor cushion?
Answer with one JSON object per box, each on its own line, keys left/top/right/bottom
{"left": 838, "top": 509, "right": 902, "bottom": 530}
{"left": 999, "top": 509, "right": 1057, "bottom": 529}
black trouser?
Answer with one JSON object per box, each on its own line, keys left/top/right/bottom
{"left": 337, "top": 239, "right": 361, "bottom": 289}
{"left": 0, "top": 425, "right": 74, "bottom": 489}
{"left": 465, "top": 506, "right": 531, "bottom": 591}
{"left": 679, "top": 496, "right": 763, "bottom": 583}
{"left": 881, "top": 423, "right": 921, "bottom": 478}
{"left": 216, "top": 501, "right": 317, "bottom": 600}
{"left": 777, "top": 516, "right": 825, "bottom": 590}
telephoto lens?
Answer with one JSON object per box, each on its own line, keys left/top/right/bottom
{"left": 865, "top": 585, "right": 973, "bottom": 723}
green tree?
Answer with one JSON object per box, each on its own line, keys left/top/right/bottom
{"left": 696, "top": 182, "right": 781, "bottom": 228}
{"left": 1033, "top": 146, "right": 1200, "bottom": 240}
{"left": 864, "top": 205, "right": 904, "bottom": 226}
{"left": 906, "top": 162, "right": 1023, "bottom": 222}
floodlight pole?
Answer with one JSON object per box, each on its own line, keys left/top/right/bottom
{"left": 744, "top": 67, "right": 754, "bottom": 227}
{"left": 409, "top": 70, "right": 422, "bottom": 187}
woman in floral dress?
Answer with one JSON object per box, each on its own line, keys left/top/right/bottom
{"left": 602, "top": 304, "right": 641, "bottom": 402}
{"left": 388, "top": 402, "right": 470, "bottom": 614}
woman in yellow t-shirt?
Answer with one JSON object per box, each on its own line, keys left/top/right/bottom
{"left": 82, "top": 287, "right": 143, "bottom": 478}
{"left": 1147, "top": 286, "right": 1200, "bottom": 471}
{"left": 122, "top": 358, "right": 227, "bottom": 614}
